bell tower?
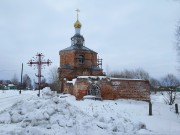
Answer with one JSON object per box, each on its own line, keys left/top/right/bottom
{"left": 58, "top": 9, "right": 104, "bottom": 92}
{"left": 71, "top": 9, "right": 84, "bottom": 47}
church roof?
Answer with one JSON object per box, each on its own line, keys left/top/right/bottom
{"left": 59, "top": 45, "right": 97, "bottom": 54}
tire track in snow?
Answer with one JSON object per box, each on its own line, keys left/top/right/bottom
{"left": 0, "top": 94, "right": 33, "bottom": 111}
{"left": 0, "top": 95, "right": 21, "bottom": 100}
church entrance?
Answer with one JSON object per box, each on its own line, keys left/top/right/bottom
{"left": 88, "top": 83, "right": 101, "bottom": 97}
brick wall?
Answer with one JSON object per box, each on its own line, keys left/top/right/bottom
{"left": 64, "top": 82, "right": 73, "bottom": 94}
{"left": 106, "top": 79, "right": 150, "bottom": 101}
{"left": 66, "top": 77, "right": 150, "bottom": 101}
{"left": 60, "top": 50, "right": 97, "bottom": 68}
{"left": 72, "top": 78, "right": 88, "bottom": 100}
{"left": 60, "top": 51, "right": 75, "bottom": 66}
{"left": 59, "top": 50, "right": 103, "bottom": 82}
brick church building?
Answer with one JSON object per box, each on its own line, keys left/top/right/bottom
{"left": 58, "top": 11, "right": 150, "bottom": 101}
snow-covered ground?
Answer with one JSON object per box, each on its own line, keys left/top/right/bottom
{"left": 0, "top": 88, "right": 180, "bottom": 135}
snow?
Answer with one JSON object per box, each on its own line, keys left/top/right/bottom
{"left": 67, "top": 78, "right": 77, "bottom": 85}
{"left": 83, "top": 95, "right": 102, "bottom": 100}
{"left": 0, "top": 90, "right": 37, "bottom": 112}
{"left": 77, "top": 76, "right": 145, "bottom": 81}
{"left": 67, "top": 76, "right": 145, "bottom": 86}
{"left": 77, "top": 76, "right": 107, "bottom": 80}
{"left": 110, "top": 77, "right": 144, "bottom": 81}
{"left": 83, "top": 95, "right": 96, "bottom": 98}
{"left": 7, "top": 84, "right": 15, "bottom": 87}
{"left": 0, "top": 88, "right": 180, "bottom": 135}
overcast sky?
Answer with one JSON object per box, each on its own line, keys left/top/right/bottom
{"left": 0, "top": 0, "right": 180, "bottom": 82}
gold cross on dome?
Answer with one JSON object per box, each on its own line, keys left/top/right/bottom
{"left": 75, "top": 9, "right": 80, "bottom": 20}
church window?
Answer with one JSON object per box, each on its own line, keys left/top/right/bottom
{"left": 79, "top": 55, "right": 84, "bottom": 64}
{"left": 88, "top": 84, "right": 101, "bottom": 96}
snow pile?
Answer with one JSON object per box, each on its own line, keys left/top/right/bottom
{"left": 0, "top": 96, "right": 93, "bottom": 134}
{"left": 65, "top": 94, "right": 180, "bottom": 135}
{"left": 0, "top": 90, "right": 150, "bottom": 135}
{"left": 41, "top": 87, "right": 54, "bottom": 97}
{"left": 67, "top": 78, "right": 77, "bottom": 85}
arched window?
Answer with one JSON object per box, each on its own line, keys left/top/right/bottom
{"left": 79, "top": 55, "right": 84, "bottom": 64}
{"left": 88, "top": 84, "right": 101, "bottom": 96}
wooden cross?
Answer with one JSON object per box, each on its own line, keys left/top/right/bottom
{"left": 28, "top": 53, "right": 52, "bottom": 96}
{"left": 75, "top": 9, "right": 80, "bottom": 20}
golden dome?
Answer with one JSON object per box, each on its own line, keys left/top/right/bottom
{"left": 74, "top": 20, "right": 81, "bottom": 28}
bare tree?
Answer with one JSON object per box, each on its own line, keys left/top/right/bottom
{"left": 48, "top": 67, "right": 60, "bottom": 91}
{"left": 110, "top": 70, "right": 135, "bottom": 79}
{"left": 11, "top": 74, "right": 19, "bottom": 85}
{"left": 110, "top": 68, "right": 150, "bottom": 80}
{"left": 161, "top": 74, "right": 179, "bottom": 87}
{"left": 176, "top": 20, "right": 180, "bottom": 47}
{"left": 41, "top": 78, "right": 48, "bottom": 89}
{"left": 133, "top": 68, "right": 150, "bottom": 80}
{"left": 176, "top": 20, "right": 180, "bottom": 71}
{"left": 149, "top": 78, "right": 161, "bottom": 93}
{"left": 23, "top": 74, "right": 32, "bottom": 90}
{"left": 164, "top": 90, "right": 177, "bottom": 105}
{"left": 161, "top": 74, "right": 179, "bottom": 105}
{"left": 121, "top": 69, "right": 135, "bottom": 78}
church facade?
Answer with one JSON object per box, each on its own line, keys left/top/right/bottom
{"left": 58, "top": 12, "right": 150, "bottom": 101}
{"left": 58, "top": 13, "right": 104, "bottom": 91}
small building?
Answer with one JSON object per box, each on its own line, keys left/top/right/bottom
{"left": 176, "top": 86, "right": 180, "bottom": 92}
{"left": 0, "top": 84, "right": 8, "bottom": 90}
{"left": 8, "top": 84, "right": 17, "bottom": 90}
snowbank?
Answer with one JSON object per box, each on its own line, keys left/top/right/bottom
{"left": 0, "top": 88, "right": 150, "bottom": 135}
{"left": 0, "top": 90, "right": 180, "bottom": 135}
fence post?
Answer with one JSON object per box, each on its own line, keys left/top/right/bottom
{"left": 149, "top": 101, "right": 152, "bottom": 116}
{"left": 175, "top": 104, "right": 179, "bottom": 114}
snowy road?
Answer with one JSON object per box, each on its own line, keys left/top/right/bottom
{"left": 0, "top": 90, "right": 37, "bottom": 111}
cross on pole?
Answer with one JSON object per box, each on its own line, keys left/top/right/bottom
{"left": 28, "top": 53, "right": 52, "bottom": 97}
{"left": 75, "top": 9, "right": 80, "bottom": 20}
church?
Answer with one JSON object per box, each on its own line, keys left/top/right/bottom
{"left": 58, "top": 11, "right": 150, "bottom": 101}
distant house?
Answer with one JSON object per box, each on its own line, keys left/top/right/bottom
{"left": 176, "top": 86, "right": 180, "bottom": 92}
{"left": 0, "top": 84, "right": 8, "bottom": 90}
{"left": 0, "top": 84, "right": 4, "bottom": 90}
{"left": 0, "top": 84, "right": 4, "bottom": 89}
{"left": 8, "top": 84, "right": 17, "bottom": 90}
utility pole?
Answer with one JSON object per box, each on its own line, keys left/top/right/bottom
{"left": 19, "top": 63, "right": 23, "bottom": 94}
{"left": 28, "top": 53, "right": 52, "bottom": 97}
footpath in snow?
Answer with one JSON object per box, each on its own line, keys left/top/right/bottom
{"left": 0, "top": 88, "right": 180, "bottom": 135}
